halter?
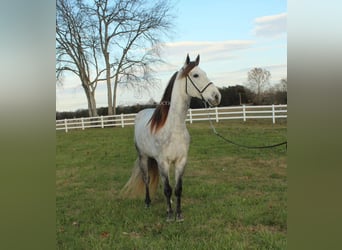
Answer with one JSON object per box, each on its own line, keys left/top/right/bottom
{"left": 185, "top": 75, "right": 213, "bottom": 100}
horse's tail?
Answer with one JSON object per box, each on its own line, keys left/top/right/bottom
{"left": 120, "top": 157, "right": 159, "bottom": 198}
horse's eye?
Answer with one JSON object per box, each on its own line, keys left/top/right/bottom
{"left": 193, "top": 73, "right": 199, "bottom": 78}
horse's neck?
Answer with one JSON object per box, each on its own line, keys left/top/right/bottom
{"left": 166, "top": 78, "right": 190, "bottom": 130}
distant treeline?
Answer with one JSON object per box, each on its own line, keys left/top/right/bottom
{"left": 56, "top": 85, "right": 287, "bottom": 120}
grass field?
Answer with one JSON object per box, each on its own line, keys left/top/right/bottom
{"left": 56, "top": 120, "right": 287, "bottom": 249}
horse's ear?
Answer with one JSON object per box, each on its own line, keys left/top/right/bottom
{"left": 181, "top": 54, "right": 197, "bottom": 77}
{"left": 195, "top": 55, "right": 200, "bottom": 66}
{"left": 186, "top": 54, "right": 190, "bottom": 65}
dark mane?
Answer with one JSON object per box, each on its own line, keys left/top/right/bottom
{"left": 149, "top": 71, "right": 178, "bottom": 133}
{"left": 180, "top": 61, "right": 197, "bottom": 78}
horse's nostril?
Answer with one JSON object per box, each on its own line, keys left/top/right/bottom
{"left": 215, "top": 94, "right": 219, "bottom": 101}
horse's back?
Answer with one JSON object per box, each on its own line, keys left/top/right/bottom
{"left": 134, "top": 108, "right": 160, "bottom": 157}
{"left": 135, "top": 108, "right": 154, "bottom": 130}
{"left": 134, "top": 108, "right": 154, "bottom": 142}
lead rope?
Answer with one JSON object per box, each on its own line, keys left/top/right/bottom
{"left": 203, "top": 102, "right": 287, "bottom": 150}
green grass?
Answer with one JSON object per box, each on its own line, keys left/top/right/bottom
{"left": 56, "top": 120, "right": 287, "bottom": 249}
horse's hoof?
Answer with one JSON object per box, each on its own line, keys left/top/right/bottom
{"left": 166, "top": 211, "right": 174, "bottom": 222}
{"left": 176, "top": 213, "right": 184, "bottom": 222}
{"left": 166, "top": 217, "right": 174, "bottom": 222}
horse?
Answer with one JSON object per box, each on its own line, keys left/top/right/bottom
{"left": 121, "top": 54, "right": 221, "bottom": 221}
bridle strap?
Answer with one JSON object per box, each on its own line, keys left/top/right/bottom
{"left": 185, "top": 75, "right": 213, "bottom": 98}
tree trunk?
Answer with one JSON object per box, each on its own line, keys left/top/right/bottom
{"left": 89, "top": 91, "right": 98, "bottom": 117}
{"left": 112, "top": 73, "right": 120, "bottom": 116}
{"left": 257, "top": 83, "right": 261, "bottom": 104}
{"left": 83, "top": 84, "right": 98, "bottom": 117}
{"left": 105, "top": 52, "right": 114, "bottom": 115}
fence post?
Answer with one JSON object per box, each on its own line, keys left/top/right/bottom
{"left": 81, "top": 117, "right": 84, "bottom": 130}
{"left": 64, "top": 119, "right": 68, "bottom": 133}
{"left": 215, "top": 107, "right": 219, "bottom": 122}
{"left": 100, "top": 116, "right": 104, "bottom": 128}
{"left": 243, "top": 105, "right": 246, "bottom": 122}
{"left": 189, "top": 108, "right": 193, "bottom": 124}
{"left": 272, "top": 104, "right": 275, "bottom": 124}
{"left": 121, "top": 113, "right": 124, "bottom": 128}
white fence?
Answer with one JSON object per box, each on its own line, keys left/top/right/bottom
{"left": 56, "top": 104, "right": 287, "bottom": 132}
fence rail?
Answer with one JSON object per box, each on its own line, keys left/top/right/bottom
{"left": 56, "top": 104, "right": 287, "bottom": 132}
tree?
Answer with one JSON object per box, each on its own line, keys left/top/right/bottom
{"left": 56, "top": 0, "right": 175, "bottom": 116}
{"left": 218, "top": 85, "right": 249, "bottom": 106}
{"left": 93, "top": 0, "right": 174, "bottom": 115}
{"left": 275, "top": 77, "right": 287, "bottom": 104}
{"left": 254, "top": 77, "right": 287, "bottom": 105}
{"left": 56, "top": 0, "right": 103, "bottom": 117}
{"left": 247, "top": 67, "right": 271, "bottom": 104}
{"left": 279, "top": 77, "right": 287, "bottom": 92}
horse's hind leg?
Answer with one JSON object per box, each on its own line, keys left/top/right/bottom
{"left": 139, "top": 155, "right": 151, "bottom": 207}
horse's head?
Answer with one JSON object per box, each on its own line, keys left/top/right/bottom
{"left": 181, "top": 54, "right": 221, "bottom": 107}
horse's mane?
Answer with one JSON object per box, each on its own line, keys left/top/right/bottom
{"left": 149, "top": 71, "right": 178, "bottom": 133}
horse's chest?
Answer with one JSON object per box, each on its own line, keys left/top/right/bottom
{"left": 162, "top": 132, "right": 190, "bottom": 158}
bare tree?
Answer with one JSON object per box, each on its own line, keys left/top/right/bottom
{"left": 274, "top": 77, "right": 287, "bottom": 104}
{"left": 92, "top": 0, "right": 174, "bottom": 115}
{"left": 279, "top": 77, "right": 287, "bottom": 92}
{"left": 56, "top": 0, "right": 104, "bottom": 117}
{"left": 56, "top": 0, "right": 175, "bottom": 116}
{"left": 247, "top": 67, "right": 271, "bottom": 104}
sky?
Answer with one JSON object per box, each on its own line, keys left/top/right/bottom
{"left": 56, "top": 0, "right": 287, "bottom": 111}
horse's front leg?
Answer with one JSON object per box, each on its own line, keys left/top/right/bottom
{"left": 159, "top": 162, "right": 173, "bottom": 221}
{"left": 175, "top": 177, "right": 183, "bottom": 221}
{"left": 175, "top": 158, "right": 186, "bottom": 222}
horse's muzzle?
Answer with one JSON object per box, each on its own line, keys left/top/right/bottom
{"left": 207, "top": 92, "right": 221, "bottom": 107}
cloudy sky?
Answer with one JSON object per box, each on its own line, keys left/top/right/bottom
{"left": 56, "top": 0, "right": 287, "bottom": 111}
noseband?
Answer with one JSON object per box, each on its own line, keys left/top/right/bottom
{"left": 185, "top": 75, "right": 213, "bottom": 100}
